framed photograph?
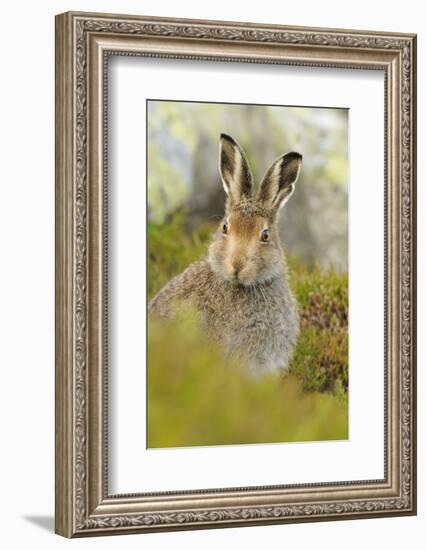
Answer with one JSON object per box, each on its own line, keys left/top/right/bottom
{"left": 55, "top": 11, "right": 417, "bottom": 537}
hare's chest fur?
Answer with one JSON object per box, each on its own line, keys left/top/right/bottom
{"left": 194, "top": 262, "right": 299, "bottom": 375}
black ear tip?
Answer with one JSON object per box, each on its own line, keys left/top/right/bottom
{"left": 288, "top": 152, "right": 303, "bottom": 161}
{"left": 220, "top": 133, "right": 235, "bottom": 144}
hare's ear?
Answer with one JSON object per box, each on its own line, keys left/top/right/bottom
{"left": 258, "top": 152, "right": 302, "bottom": 211}
{"left": 219, "top": 133, "right": 253, "bottom": 206}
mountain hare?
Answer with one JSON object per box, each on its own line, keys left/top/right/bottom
{"left": 149, "top": 133, "right": 302, "bottom": 376}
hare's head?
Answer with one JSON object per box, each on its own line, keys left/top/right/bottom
{"left": 208, "top": 133, "right": 302, "bottom": 286}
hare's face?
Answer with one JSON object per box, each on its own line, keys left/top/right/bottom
{"left": 208, "top": 203, "right": 284, "bottom": 285}
{"left": 208, "top": 133, "right": 302, "bottom": 286}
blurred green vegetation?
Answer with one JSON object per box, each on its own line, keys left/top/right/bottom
{"left": 148, "top": 311, "right": 347, "bottom": 448}
{"left": 148, "top": 215, "right": 348, "bottom": 448}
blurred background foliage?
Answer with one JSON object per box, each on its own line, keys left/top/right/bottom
{"left": 148, "top": 100, "right": 348, "bottom": 271}
{"left": 147, "top": 100, "right": 348, "bottom": 448}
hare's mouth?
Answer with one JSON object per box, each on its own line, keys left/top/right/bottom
{"left": 209, "top": 257, "right": 265, "bottom": 287}
{"left": 221, "top": 272, "right": 247, "bottom": 286}
{"left": 227, "top": 273, "right": 256, "bottom": 287}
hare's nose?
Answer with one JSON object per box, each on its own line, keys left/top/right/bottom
{"left": 232, "top": 258, "right": 245, "bottom": 276}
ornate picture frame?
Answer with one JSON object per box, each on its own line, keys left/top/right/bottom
{"left": 55, "top": 11, "right": 417, "bottom": 537}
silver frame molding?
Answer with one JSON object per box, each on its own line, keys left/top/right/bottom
{"left": 55, "top": 11, "right": 417, "bottom": 538}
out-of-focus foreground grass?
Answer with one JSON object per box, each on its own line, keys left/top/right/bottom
{"left": 148, "top": 214, "right": 348, "bottom": 448}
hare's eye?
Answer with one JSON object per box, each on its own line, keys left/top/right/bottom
{"left": 261, "top": 229, "right": 270, "bottom": 242}
{"left": 222, "top": 221, "right": 228, "bottom": 234}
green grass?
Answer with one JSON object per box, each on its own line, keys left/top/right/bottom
{"left": 147, "top": 214, "right": 348, "bottom": 448}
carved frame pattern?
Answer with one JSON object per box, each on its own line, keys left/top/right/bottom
{"left": 55, "top": 11, "right": 416, "bottom": 537}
